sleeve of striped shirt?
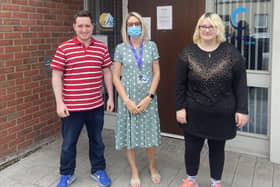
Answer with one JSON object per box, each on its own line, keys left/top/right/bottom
{"left": 50, "top": 46, "right": 66, "bottom": 71}
{"left": 102, "top": 46, "right": 112, "bottom": 68}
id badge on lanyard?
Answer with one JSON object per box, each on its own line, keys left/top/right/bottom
{"left": 129, "top": 41, "right": 149, "bottom": 84}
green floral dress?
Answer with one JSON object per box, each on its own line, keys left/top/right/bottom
{"left": 114, "top": 41, "right": 161, "bottom": 150}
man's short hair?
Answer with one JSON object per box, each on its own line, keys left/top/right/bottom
{"left": 73, "top": 10, "right": 93, "bottom": 24}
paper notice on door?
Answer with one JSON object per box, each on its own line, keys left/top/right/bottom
{"left": 156, "top": 6, "right": 172, "bottom": 30}
{"left": 143, "top": 17, "right": 151, "bottom": 39}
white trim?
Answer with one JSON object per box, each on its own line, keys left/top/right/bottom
{"left": 247, "top": 71, "right": 270, "bottom": 88}
{"left": 123, "top": 0, "right": 128, "bottom": 20}
{"left": 84, "top": 0, "right": 88, "bottom": 10}
{"left": 160, "top": 132, "right": 184, "bottom": 139}
{"left": 270, "top": 0, "right": 280, "bottom": 164}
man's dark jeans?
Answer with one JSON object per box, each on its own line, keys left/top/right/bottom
{"left": 59, "top": 106, "right": 106, "bottom": 175}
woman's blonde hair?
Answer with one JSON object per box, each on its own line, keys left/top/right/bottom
{"left": 121, "top": 12, "right": 149, "bottom": 46}
{"left": 193, "top": 12, "right": 226, "bottom": 44}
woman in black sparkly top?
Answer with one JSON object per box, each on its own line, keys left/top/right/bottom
{"left": 175, "top": 13, "right": 248, "bottom": 187}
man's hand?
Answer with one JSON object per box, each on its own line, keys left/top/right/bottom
{"left": 106, "top": 97, "right": 114, "bottom": 112}
{"left": 56, "top": 102, "right": 70, "bottom": 118}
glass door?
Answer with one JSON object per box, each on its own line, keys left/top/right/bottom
{"left": 214, "top": 0, "right": 272, "bottom": 156}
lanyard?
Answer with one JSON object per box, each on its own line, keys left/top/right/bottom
{"left": 129, "top": 40, "right": 143, "bottom": 70}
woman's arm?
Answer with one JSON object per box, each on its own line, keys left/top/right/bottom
{"left": 113, "top": 62, "right": 139, "bottom": 114}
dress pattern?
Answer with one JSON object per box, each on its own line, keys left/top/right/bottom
{"left": 114, "top": 41, "right": 161, "bottom": 150}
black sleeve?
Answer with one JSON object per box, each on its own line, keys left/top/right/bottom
{"left": 175, "top": 56, "right": 188, "bottom": 111}
{"left": 232, "top": 48, "right": 248, "bottom": 114}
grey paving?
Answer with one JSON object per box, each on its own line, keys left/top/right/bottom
{"left": 0, "top": 129, "right": 279, "bottom": 187}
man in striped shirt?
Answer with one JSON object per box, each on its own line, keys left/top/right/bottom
{"left": 51, "top": 10, "right": 114, "bottom": 187}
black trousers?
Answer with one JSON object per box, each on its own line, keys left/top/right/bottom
{"left": 184, "top": 132, "right": 226, "bottom": 180}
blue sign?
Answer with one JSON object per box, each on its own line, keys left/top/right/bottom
{"left": 230, "top": 7, "right": 248, "bottom": 29}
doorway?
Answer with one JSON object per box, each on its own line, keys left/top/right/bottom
{"left": 128, "top": 0, "right": 205, "bottom": 135}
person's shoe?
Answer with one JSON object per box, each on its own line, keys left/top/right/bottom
{"left": 56, "top": 174, "right": 76, "bottom": 187}
{"left": 90, "top": 170, "right": 112, "bottom": 187}
{"left": 210, "top": 183, "right": 222, "bottom": 187}
{"left": 179, "top": 178, "right": 199, "bottom": 187}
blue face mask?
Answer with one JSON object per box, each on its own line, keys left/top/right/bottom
{"left": 127, "top": 26, "right": 142, "bottom": 38}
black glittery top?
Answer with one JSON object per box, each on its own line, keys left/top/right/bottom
{"left": 175, "top": 42, "right": 248, "bottom": 140}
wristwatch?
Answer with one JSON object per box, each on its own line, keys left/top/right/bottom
{"left": 148, "top": 93, "right": 155, "bottom": 99}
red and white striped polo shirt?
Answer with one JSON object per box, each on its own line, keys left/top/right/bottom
{"left": 50, "top": 36, "right": 112, "bottom": 111}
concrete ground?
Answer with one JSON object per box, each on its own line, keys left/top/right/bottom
{"left": 0, "top": 128, "right": 280, "bottom": 187}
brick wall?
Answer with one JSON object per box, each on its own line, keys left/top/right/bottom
{"left": 0, "top": 0, "right": 83, "bottom": 163}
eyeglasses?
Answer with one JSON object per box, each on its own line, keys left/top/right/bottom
{"left": 199, "top": 25, "right": 216, "bottom": 31}
{"left": 127, "top": 22, "right": 141, "bottom": 27}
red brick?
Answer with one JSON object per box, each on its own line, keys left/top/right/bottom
{"left": 0, "top": 120, "right": 16, "bottom": 131}
{"left": 3, "top": 19, "right": 20, "bottom": 25}
{"left": 23, "top": 57, "right": 37, "bottom": 64}
{"left": 38, "top": 32, "right": 50, "bottom": 38}
{"left": 11, "top": 0, "right": 28, "bottom": 5}
{"left": 0, "top": 53, "right": 14, "bottom": 60}
{"left": 7, "top": 85, "right": 24, "bottom": 94}
{"left": 8, "top": 137, "right": 25, "bottom": 148}
{"left": 16, "top": 102, "right": 31, "bottom": 111}
{"left": 28, "top": 13, "right": 43, "bottom": 19}
{"left": 25, "top": 105, "right": 39, "bottom": 114}
{"left": 7, "top": 98, "right": 23, "bottom": 107}
{"left": 0, "top": 130, "right": 8, "bottom": 138}
{"left": 0, "top": 26, "right": 14, "bottom": 32}
{"left": 5, "top": 59, "right": 22, "bottom": 66}
{"left": 14, "top": 26, "right": 29, "bottom": 32}
{"left": 5, "top": 46, "right": 22, "bottom": 53}
{"left": 23, "top": 45, "right": 37, "bottom": 51}
{"left": 7, "top": 110, "right": 24, "bottom": 121}
{"left": 21, "top": 19, "right": 36, "bottom": 25}
{"left": 0, "top": 80, "right": 15, "bottom": 88}
{"left": 16, "top": 77, "right": 31, "bottom": 85}
{"left": 7, "top": 72, "right": 23, "bottom": 80}
{"left": 17, "top": 115, "right": 33, "bottom": 126}
{"left": 2, "top": 4, "right": 20, "bottom": 11}
{"left": 30, "top": 38, "right": 44, "bottom": 44}
{"left": 24, "top": 94, "right": 39, "bottom": 103}
{"left": 24, "top": 69, "right": 39, "bottom": 77}
{"left": 30, "top": 26, "right": 44, "bottom": 32}
{"left": 12, "top": 12, "right": 28, "bottom": 19}
{"left": 8, "top": 124, "right": 24, "bottom": 134}
{"left": 18, "top": 140, "right": 33, "bottom": 150}
{"left": 20, "top": 6, "right": 35, "bottom": 12}
{"left": 0, "top": 144, "right": 8, "bottom": 152}
{"left": 44, "top": 14, "right": 56, "bottom": 20}
{"left": 14, "top": 39, "right": 30, "bottom": 45}
{"left": 44, "top": 1, "right": 56, "bottom": 8}
{"left": 0, "top": 116, "right": 8, "bottom": 124}
{"left": 25, "top": 131, "right": 39, "bottom": 140}
{"left": 15, "top": 65, "right": 30, "bottom": 72}
{"left": 0, "top": 11, "right": 12, "bottom": 18}
{"left": 0, "top": 39, "right": 13, "bottom": 46}
{"left": 22, "top": 32, "right": 37, "bottom": 38}
{"left": 5, "top": 32, "right": 21, "bottom": 39}
{"left": 29, "top": 0, "right": 44, "bottom": 7}
{"left": 0, "top": 94, "right": 16, "bottom": 103}
{"left": 0, "top": 67, "right": 14, "bottom": 74}
{"left": 15, "top": 52, "right": 30, "bottom": 59}
{"left": 36, "top": 7, "right": 49, "bottom": 14}
{"left": 37, "top": 20, "right": 50, "bottom": 25}
{"left": 16, "top": 90, "right": 32, "bottom": 98}
{"left": 24, "top": 118, "right": 39, "bottom": 128}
